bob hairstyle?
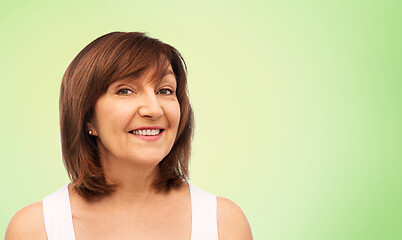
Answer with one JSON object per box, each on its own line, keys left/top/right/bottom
{"left": 60, "top": 32, "right": 193, "bottom": 200}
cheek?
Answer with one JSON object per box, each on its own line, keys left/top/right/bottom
{"left": 167, "top": 101, "right": 181, "bottom": 129}
{"left": 93, "top": 99, "right": 134, "bottom": 134}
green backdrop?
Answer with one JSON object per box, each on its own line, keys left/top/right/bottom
{"left": 1, "top": 0, "right": 401, "bottom": 239}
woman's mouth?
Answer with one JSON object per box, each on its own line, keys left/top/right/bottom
{"left": 129, "top": 128, "right": 164, "bottom": 141}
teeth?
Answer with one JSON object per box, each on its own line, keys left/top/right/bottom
{"left": 131, "top": 129, "right": 161, "bottom": 136}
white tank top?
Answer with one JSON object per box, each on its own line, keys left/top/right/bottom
{"left": 42, "top": 183, "right": 218, "bottom": 240}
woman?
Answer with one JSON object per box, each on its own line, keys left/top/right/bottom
{"left": 5, "top": 32, "right": 253, "bottom": 240}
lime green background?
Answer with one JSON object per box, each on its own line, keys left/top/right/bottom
{"left": 1, "top": 0, "right": 401, "bottom": 239}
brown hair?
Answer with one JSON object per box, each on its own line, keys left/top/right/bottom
{"left": 60, "top": 32, "right": 193, "bottom": 200}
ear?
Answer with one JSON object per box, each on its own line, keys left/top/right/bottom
{"left": 86, "top": 121, "right": 98, "bottom": 136}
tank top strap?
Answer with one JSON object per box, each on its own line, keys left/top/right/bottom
{"left": 189, "top": 183, "right": 218, "bottom": 240}
{"left": 42, "top": 184, "right": 76, "bottom": 240}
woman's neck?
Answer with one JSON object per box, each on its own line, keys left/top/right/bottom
{"left": 99, "top": 155, "right": 161, "bottom": 207}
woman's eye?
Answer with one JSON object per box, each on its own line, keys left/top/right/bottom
{"left": 158, "top": 88, "right": 174, "bottom": 95}
{"left": 116, "top": 88, "right": 133, "bottom": 95}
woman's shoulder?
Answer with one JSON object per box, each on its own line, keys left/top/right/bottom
{"left": 217, "top": 196, "right": 253, "bottom": 240}
{"left": 5, "top": 201, "right": 47, "bottom": 240}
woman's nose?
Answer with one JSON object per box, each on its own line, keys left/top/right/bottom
{"left": 138, "top": 92, "right": 163, "bottom": 119}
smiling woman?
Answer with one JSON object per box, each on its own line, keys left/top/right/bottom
{"left": 5, "top": 32, "right": 252, "bottom": 240}
{"left": 88, "top": 64, "right": 182, "bottom": 182}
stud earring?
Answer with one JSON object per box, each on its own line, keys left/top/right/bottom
{"left": 89, "top": 130, "right": 93, "bottom": 135}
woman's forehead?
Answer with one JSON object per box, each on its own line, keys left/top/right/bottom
{"left": 111, "top": 63, "right": 176, "bottom": 87}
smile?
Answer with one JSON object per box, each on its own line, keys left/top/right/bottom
{"left": 130, "top": 129, "right": 163, "bottom": 136}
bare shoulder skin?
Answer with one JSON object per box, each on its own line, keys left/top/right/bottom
{"left": 217, "top": 197, "right": 253, "bottom": 240}
{"left": 5, "top": 201, "right": 47, "bottom": 240}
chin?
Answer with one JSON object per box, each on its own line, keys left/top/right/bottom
{"left": 127, "top": 154, "right": 167, "bottom": 167}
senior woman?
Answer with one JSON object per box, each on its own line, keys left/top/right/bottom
{"left": 5, "top": 32, "right": 252, "bottom": 240}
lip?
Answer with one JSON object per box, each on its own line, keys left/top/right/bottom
{"left": 129, "top": 126, "right": 164, "bottom": 142}
{"left": 131, "top": 126, "right": 164, "bottom": 131}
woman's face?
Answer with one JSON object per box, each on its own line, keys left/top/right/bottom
{"left": 87, "top": 64, "right": 181, "bottom": 167}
